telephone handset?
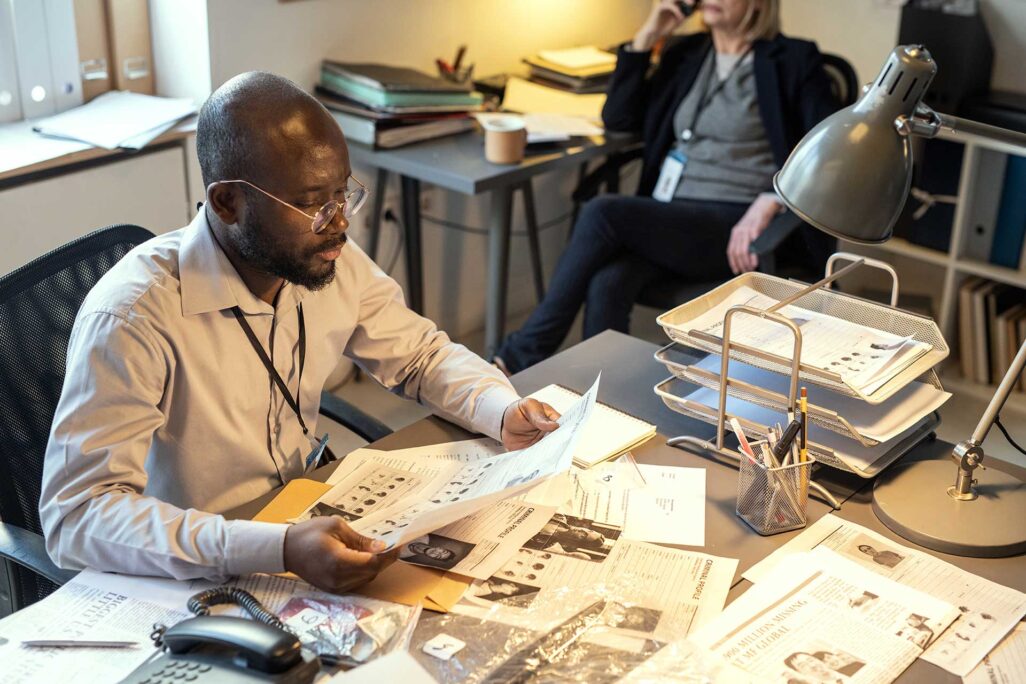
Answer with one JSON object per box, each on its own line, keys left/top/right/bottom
{"left": 120, "top": 590, "right": 320, "bottom": 684}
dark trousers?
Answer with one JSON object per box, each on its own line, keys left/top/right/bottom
{"left": 497, "top": 195, "right": 748, "bottom": 373}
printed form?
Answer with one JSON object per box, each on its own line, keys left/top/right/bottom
{"left": 743, "top": 514, "right": 1026, "bottom": 676}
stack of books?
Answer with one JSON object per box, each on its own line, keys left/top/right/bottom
{"left": 958, "top": 278, "right": 1026, "bottom": 390}
{"left": 316, "top": 61, "right": 483, "bottom": 149}
{"left": 522, "top": 46, "right": 617, "bottom": 94}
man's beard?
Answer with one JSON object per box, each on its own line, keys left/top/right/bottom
{"left": 233, "top": 215, "right": 346, "bottom": 291}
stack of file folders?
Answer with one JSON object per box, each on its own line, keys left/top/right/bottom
{"left": 522, "top": 46, "right": 616, "bottom": 94}
{"left": 316, "top": 61, "right": 482, "bottom": 149}
{"left": 652, "top": 270, "right": 952, "bottom": 478}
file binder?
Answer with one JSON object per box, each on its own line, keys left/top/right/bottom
{"left": 43, "top": 0, "right": 83, "bottom": 112}
{"left": 74, "top": 0, "right": 112, "bottom": 102}
{"left": 105, "top": 0, "right": 154, "bottom": 94}
{"left": 8, "top": 0, "right": 57, "bottom": 119}
{"left": 0, "top": 1, "right": 23, "bottom": 122}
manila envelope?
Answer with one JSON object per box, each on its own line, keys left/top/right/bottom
{"left": 253, "top": 478, "right": 470, "bottom": 612}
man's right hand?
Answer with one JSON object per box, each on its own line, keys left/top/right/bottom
{"left": 633, "top": 0, "right": 691, "bottom": 52}
{"left": 283, "top": 517, "right": 397, "bottom": 593}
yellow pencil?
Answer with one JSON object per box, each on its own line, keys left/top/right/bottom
{"left": 799, "top": 387, "right": 808, "bottom": 463}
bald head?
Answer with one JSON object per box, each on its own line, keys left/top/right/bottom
{"left": 195, "top": 71, "right": 347, "bottom": 189}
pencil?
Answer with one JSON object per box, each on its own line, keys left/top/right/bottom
{"left": 800, "top": 387, "right": 808, "bottom": 463}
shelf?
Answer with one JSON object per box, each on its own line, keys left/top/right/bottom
{"left": 842, "top": 237, "right": 950, "bottom": 267}
{"left": 953, "top": 259, "right": 1026, "bottom": 289}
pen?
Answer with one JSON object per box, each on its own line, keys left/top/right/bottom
{"left": 800, "top": 387, "right": 808, "bottom": 463}
{"left": 772, "top": 420, "right": 801, "bottom": 465}
{"left": 729, "top": 417, "right": 759, "bottom": 465}
{"left": 453, "top": 44, "right": 466, "bottom": 72}
{"left": 22, "top": 640, "right": 139, "bottom": 648}
{"left": 305, "top": 433, "right": 330, "bottom": 471}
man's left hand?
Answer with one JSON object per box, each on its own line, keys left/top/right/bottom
{"left": 501, "top": 398, "right": 561, "bottom": 450}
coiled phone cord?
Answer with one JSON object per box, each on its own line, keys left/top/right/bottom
{"left": 186, "top": 586, "right": 290, "bottom": 632}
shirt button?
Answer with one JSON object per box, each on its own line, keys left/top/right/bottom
{"left": 273, "top": 424, "right": 281, "bottom": 436}
{"left": 681, "top": 129, "right": 693, "bottom": 141}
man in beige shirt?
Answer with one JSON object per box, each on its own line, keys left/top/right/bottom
{"left": 39, "top": 72, "right": 560, "bottom": 592}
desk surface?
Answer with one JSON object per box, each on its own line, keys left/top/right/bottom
{"left": 232, "top": 330, "right": 1025, "bottom": 683}
{"left": 341, "top": 121, "right": 638, "bottom": 195}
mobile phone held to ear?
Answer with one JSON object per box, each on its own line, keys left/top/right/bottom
{"left": 676, "top": 0, "right": 700, "bottom": 17}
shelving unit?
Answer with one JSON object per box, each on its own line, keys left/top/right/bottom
{"left": 842, "top": 129, "right": 1026, "bottom": 413}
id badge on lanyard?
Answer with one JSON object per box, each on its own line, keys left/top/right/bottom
{"left": 653, "top": 148, "right": 687, "bottom": 202}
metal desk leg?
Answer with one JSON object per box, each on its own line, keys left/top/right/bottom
{"left": 519, "top": 180, "right": 545, "bottom": 302}
{"left": 485, "top": 187, "right": 514, "bottom": 359}
{"left": 366, "top": 168, "right": 389, "bottom": 262}
{"left": 400, "top": 175, "right": 424, "bottom": 314}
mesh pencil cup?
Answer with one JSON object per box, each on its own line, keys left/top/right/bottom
{"left": 736, "top": 453, "right": 815, "bottom": 535}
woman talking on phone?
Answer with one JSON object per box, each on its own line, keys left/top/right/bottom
{"left": 494, "top": 0, "right": 839, "bottom": 375}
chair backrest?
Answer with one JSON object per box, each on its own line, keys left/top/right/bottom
{"left": 0, "top": 225, "right": 154, "bottom": 607}
{"left": 822, "top": 53, "right": 860, "bottom": 108}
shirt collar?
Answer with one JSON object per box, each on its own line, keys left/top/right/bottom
{"left": 179, "top": 209, "right": 308, "bottom": 317}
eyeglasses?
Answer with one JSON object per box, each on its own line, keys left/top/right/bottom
{"left": 216, "top": 176, "right": 369, "bottom": 234}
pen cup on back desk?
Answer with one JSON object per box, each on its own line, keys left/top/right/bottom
{"left": 481, "top": 115, "right": 527, "bottom": 164}
{"left": 736, "top": 449, "right": 814, "bottom": 536}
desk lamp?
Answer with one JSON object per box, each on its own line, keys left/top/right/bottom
{"left": 774, "top": 45, "right": 1026, "bottom": 558}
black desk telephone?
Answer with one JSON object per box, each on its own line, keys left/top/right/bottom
{"left": 120, "top": 589, "right": 320, "bottom": 683}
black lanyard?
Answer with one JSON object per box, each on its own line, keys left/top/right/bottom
{"left": 681, "top": 47, "right": 753, "bottom": 141}
{"left": 232, "top": 303, "right": 308, "bottom": 436}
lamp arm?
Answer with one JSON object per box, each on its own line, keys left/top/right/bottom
{"left": 952, "top": 339, "right": 1026, "bottom": 498}
{"left": 896, "top": 104, "right": 1026, "bottom": 148}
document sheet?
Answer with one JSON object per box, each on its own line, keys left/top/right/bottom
{"left": 743, "top": 514, "right": 1026, "bottom": 676}
{"left": 0, "top": 570, "right": 195, "bottom": 683}
{"left": 397, "top": 500, "right": 556, "bottom": 580}
{"left": 963, "top": 622, "right": 1026, "bottom": 684}
{"left": 302, "top": 377, "right": 599, "bottom": 550}
{"left": 0, "top": 120, "right": 91, "bottom": 173}
{"left": 564, "top": 461, "right": 706, "bottom": 546}
{"left": 690, "top": 354, "right": 950, "bottom": 443}
{"left": 685, "top": 286, "right": 932, "bottom": 395}
{"left": 454, "top": 527, "right": 737, "bottom": 644}
{"left": 692, "top": 549, "right": 960, "bottom": 684}
{"left": 32, "top": 91, "right": 197, "bottom": 149}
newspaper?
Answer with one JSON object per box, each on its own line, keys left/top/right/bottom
{"left": 397, "top": 500, "right": 556, "bottom": 580}
{"left": 686, "top": 286, "right": 932, "bottom": 394}
{"left": 744, "top": 514, "right": 1026, "bottom": 676}
{"left": 301, "top": 376, "right": 600, "bottom": 550}
{"left": 562, "top": 461, "right": 706, "bottom": 546}
{"left": 963, "top": 622, "right": 1026, "bottom": 684}
{"left": 691, "top": 549, "right": 960, "bottom": 684}
{"left": 453, "top": 523, "right": 737, "bottom": 644}
{"left": 0, "top": 570, "right": 196, "bottom": 683}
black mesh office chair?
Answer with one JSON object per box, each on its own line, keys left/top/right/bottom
{"left": 569, "top": 52, "right": 860, "bottom": 312}
{"left": 0, "top": 224, "right": 391, "bottom": 613}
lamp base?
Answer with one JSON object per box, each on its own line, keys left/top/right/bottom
{"left": 873, "top": 459, "right": 1026, "bottom": 558}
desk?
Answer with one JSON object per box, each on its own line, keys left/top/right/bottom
{"left": 342, "top": 124, "right": 638, "bottom": 356}
{"left": 231, "top": 331, "right": 1026, "bottom": 683}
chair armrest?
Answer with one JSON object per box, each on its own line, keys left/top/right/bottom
{"left": 0, "top": 522, "right": 78, "bottom": 587}
{"left": 319, "top": 391, "right": 393, "bottom": 443}
{"left": 750, "top": 211, "right": 804, "bottom": 257}
{"left": 571, "top": 146, "right": 644, "bottom": 203}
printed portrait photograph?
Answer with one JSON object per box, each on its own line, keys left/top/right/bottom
{"left": 608, "top": 605, "right": 662, "bottom": 634}
{"left": 470, "top": 576, "right": 541, "bottom": 608}
{"left": 783, "top": 644, "right": 865, "bottom": 683}
{"left": 839, "top": 534, "right": 906, "bottom": 571}
{"left": 522, "top": 513, "right": 621, "bottom": 562}
{"left": 399, "top": 533, "right": 475, "bottom": 570}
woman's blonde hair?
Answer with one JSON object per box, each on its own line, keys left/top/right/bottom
{"left": 704, "top": 0, "right": 780, "bottom": 42}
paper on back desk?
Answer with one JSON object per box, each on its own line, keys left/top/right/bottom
{"left": 253, "top": 478, "right": 468, "bottom": 612}
{"left": 693, "top": 355, "right": 950, "bottom": 442}
{"left": 502, "top": 77, "right": 605, "bottom": 119}
{"left": 32, "top": 91, "right": 196, "bottom": 149}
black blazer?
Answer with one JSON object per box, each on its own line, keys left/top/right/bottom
{"left": 603, "top": 32, "right": 840, "bottom": 197}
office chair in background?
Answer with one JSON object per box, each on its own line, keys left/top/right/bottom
{"left": 568, "top": 52, "right": 860, "bottom": 312}
{"left": 0, "top": 225, "right": 391, "bottom": 615}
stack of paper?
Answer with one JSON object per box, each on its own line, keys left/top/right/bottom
{"left": 32, "top": 91, "right": 196, "bottom": 150}
{"left": 527, "top": 384, "right": 656, "bottom": 468}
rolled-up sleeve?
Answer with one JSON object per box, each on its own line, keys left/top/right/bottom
{"left": 39, "top": 310, "right": 287, "bottom": 579}
{"left": 342, "top": 247, "right": 520, "bottom": 442}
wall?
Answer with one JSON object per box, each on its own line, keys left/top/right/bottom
{"left": 150, "top": 0, "right": 212, "bottom": 103}
{"left": 194, "top": 0, "right": 652, "bottom": 340}
{"left": 781, "top": 0, "right": 1026, "bottom": 95}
